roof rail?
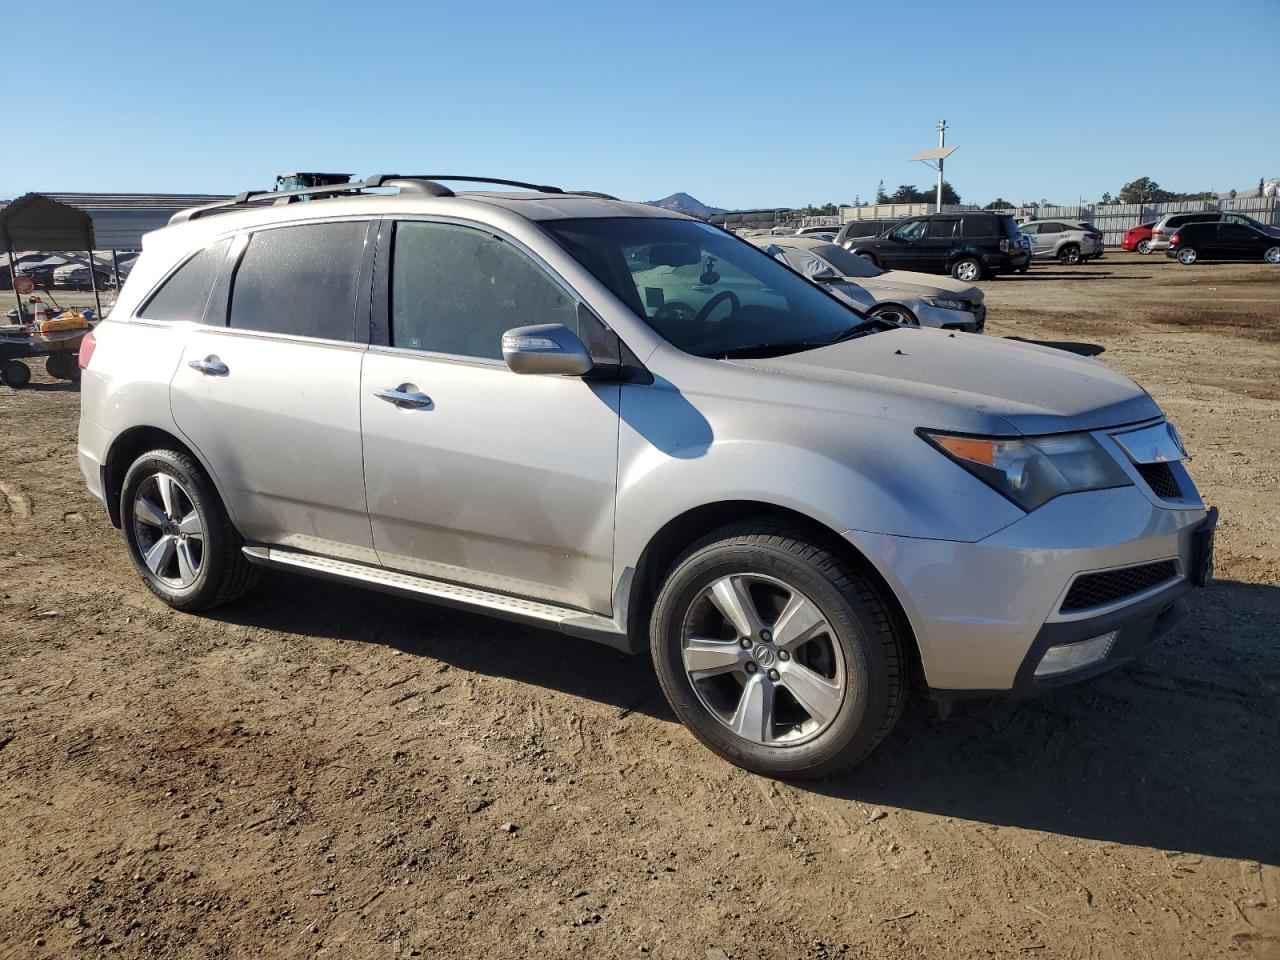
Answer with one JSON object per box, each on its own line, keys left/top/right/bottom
{"left": 168, "top": 174, "right": 616, "bottom": 226}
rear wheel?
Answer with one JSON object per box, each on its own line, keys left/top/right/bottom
{"left": 1058, "top": 243, "right": 1081, "bottom": 264}
{"left": 951, "top": 257, "right": 983, "bottom": 282}
{"left": 1, "top": 359, "right": 31, "bottom": 388}
{"left": 1136, "top": 239, "right": 1152, "bottom": 255}
{"left": 1265, "top": 246, "right": 1280, "bottom": 264}
{"left": 1177, "top": 247, "right": 1198, "bottom": 265}
{"left": 650, "top": 522, "right": 906, "bottom": 779}
{"left": 45, "top": 353, "right": 79, "bottom": 381}
{"left": 120, "top": 449, "right": 258, "bottom": 611}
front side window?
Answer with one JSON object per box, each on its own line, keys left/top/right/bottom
{"left": 229, "top": 221, "right": 368, "bottom": 340}
{"left": 891, "top": 219, "right": 928, "bottom": 241}
{"left": 390, "top": 221, "right": 578, "bottom": 359}
{"left": 544, "top": 217, "right": 868, "bottom": 358}
{"left": 138, "top": 239, "right": 230, "bottom": 323}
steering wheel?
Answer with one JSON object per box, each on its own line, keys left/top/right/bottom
{"left": 654, "top": 301, "right": 697, "bottom": 325}
{"left": 694, "top": 290, "right": 740, "bottom": 325}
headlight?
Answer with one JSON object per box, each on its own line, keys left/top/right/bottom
{"left": 920, "top": 296, "right": 973, "bottom": 312}
{"left": 921, "top": 430, "right": 1132, "bottom": 511}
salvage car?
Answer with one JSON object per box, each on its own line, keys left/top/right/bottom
{"left": 1019, "top": 220, "right": 1105, "bottom": 264}
{"left": 843, "top": 211, "right": 1030, "bottom": 280}
{"left": 750, "top": 235, "right": 986, "bottom": 331}
{"left": 77, "top": 175, "right": 1216, "bottom": 779}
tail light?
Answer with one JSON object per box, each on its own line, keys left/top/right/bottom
{"left": 77, "top": 329, "right": 96, "bottom": 370}
{"left": 1169, "top": 233, "right": 1180, "bottom": 245}
{"left": 999, "top": 239, "right": 1012, "bottom": 253}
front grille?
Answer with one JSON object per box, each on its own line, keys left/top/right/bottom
{"left": 1136, "top": 461, "right": 1182, "bottom": 499}
{"left": 1061, "top": 560, "right": 1179, "bottom": 612}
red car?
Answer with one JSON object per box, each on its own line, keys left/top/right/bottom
{"left": 1121, "top": 221, "right": 1157, "bottom": 254}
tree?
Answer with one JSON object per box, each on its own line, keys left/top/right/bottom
{"left": 984, "top": 198, "right": 1015, "bottom": 210}
{"left": 1099, "top": 191, "right": 1113, "bottom": 205}
{"left": 1229, "top": 189, "right": 1237, "bottom": 200}
{"left": 1118, "top": 177, "right": 1164, "bottom": 204}
{"left": 883, "top": 181, "right": 960, "bottom": 204}
{"left": 875, "top": 180, "right": 888, "bottom": 203}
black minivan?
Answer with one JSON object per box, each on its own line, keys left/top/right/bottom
{"left": 1168, "top": 221, "right": 1280, "bottom": 265}
{"left": 844, "top": 212, "right": 1029, "bottom": 281}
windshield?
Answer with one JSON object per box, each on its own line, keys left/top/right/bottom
{"left": 543, "top": 217, "right": 867, "bottom": 357}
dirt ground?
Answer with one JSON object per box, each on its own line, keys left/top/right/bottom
{"left": 1, "top": 253, "right": 1277, "bottom": 959}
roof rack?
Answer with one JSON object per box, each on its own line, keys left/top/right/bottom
{"left": 169, "top": 175, "right": 617, "bottom": 226}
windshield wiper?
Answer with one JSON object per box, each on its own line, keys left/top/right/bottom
{"left": 705, "top": 339, "right": 830, "bottom": 359}
{"left": 824, "top": 315, "right": 896, "bottom": 344}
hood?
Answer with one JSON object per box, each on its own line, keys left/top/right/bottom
{"left": 733, "top": 328, "right": 1160, "bottom": 435}
{"left": 852, "top": 270, "right": 981, "bottom": 302}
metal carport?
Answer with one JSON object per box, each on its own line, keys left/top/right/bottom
{"left": 0, "top": 191, "right": 228, "bottom": 319}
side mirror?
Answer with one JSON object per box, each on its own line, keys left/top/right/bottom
{"left": 502, "top": 323, "right": 594, "bottom": 376}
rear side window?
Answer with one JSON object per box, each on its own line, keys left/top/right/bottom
{"left": 961, "top": 215, "right": 999, "bottom": 238}
{"left": 1041, "top": 222, "right": 1067, "bottom": 233}
{"left": 390, "top": 221, "right": 578, "bottom": 360}
{"left": 138, "top": 239, "right": 230, "bottom": 323}
{"left": 1221, "top": 224, "right": 1254, "bottom": 240}
{"left": 229, "top": 221, "right": 368, "bottom": 341}
{"left": 927, "top": 219, "right": 957, "bottom": 239}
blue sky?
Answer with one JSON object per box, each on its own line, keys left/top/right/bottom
{"left": 4, "top": 0, "right": 1276, "bottom": 209}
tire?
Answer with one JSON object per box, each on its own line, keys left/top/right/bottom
{"left": 1057, "top": 244, "right": 1081, "bottom": 265}
{"left": 45, "top": 353, "right": 79, "bottom": 382}
{"left": 1137, "top": 239, "right": 1152, "bottom": 255}
{"left": 869, "top": 304, "right": 918, "bottom": 327}
{"left": 1, "top": 359, "right": 31, "bottom": 388}
{"left": 1265, "top": 246, "right": 1280, "bottom": 265}
{"left": 650, "top": 521, "right": 906, "bottom": 780}
{"left": 1177, "top": 247, "right": 1198, "bottom": 265}
{"left": 120, "top": 449, "right": 258, "bottom": 611}
{"left": 951, "top": 257, "right": 983, "bottom": 282}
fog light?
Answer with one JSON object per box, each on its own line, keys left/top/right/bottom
{"left": 1034, "top": 631, "right": 1118, "bottom": 678}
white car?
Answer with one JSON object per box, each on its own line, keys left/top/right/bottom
{"left": 751, "top": 236, "right": 987, "bottom": 332}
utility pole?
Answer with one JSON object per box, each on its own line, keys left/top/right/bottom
{"left": 935, "top": 120, "right": 947, "bottom": 210}
{"left": 908, "top": 123, "right": 956, "bottom": 214}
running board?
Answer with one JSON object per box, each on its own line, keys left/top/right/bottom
{"left": 242, "top": 546, "right": 631, "bottom": 651}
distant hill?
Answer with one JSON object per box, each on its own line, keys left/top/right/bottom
{"left": 645, "top": 192, "right": 726, "bottom": 218}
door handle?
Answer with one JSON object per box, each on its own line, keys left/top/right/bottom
{"left": 189, "top": 356, "right": 229, "bottom": 376}
{"left": 374, "top": 386, "right": 433, "bottom": 409}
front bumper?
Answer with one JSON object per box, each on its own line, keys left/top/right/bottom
{"left": 845, "top": 483, "right": 1210, "bottom": 693}
{"left": 916, "top": 301, "right": 985, "bottom": 333}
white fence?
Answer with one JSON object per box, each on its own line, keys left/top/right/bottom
{"left": 838, "top": 198, "right": 1280, "bottom": 246}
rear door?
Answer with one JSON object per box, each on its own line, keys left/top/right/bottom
{"left": 1218, "top": 223, "right": 1257, "bottom": 260}
{"left": 359, "top": 218, "right": 620, "bottom": 613}
{"left": 169, "top": 219, "right": 377, "bottom": 563}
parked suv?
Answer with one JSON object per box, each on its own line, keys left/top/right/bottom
{"left": 844, "top": 212, "right": 1030, "bottom": 281}
{"left": 1149, "top": 211, "right": 1279, "bottom": 252}
{"left": 1019, "top": 220, "right": 1104, "bottom": 264}
{"left": 78, "top": 175, "right": 1215, "bottom": 779}
{"left": 833, "top": 219, "right": 900, "bottom": 247}
{"left": 1167, "top": 221, "right": 1280, "bottom": 264}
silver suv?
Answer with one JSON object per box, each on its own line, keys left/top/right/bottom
{"left": 1019, "top": 219, "right": 1104, "bottom": 263}
{"left": 77, "top": 175, "right": 1217, "bottom": 779}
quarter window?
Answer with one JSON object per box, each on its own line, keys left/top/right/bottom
{"left": 390, "top": 222, "right": 578, "bottom": 359}
{"left": 228, "top": 221, "right": 368, "bottom": 341}
{"left": 138, "top": 239, "right": 230, "bottom": 323}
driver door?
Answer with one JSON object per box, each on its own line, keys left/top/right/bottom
{"left": 880, "top": 219, "right": 927, "bottom": 270}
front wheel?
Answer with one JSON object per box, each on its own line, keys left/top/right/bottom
{"left": 1058, "top": 244, "right": 1082, "bottom": 264}
{"left": 1265, "top": 246, "right": 1280, "bottom": 264}
{"left": 869, "top": 304, "right": 918, "bottom": 327}
{"left": 650, "top": 522, "right": 906, "bottom": 779}
{"left": 1177, "top": 247, "right": 1198, "bottom": 265}
{"left": 120, "top": 449, "right": 258, "bottom": 611}
{"left": 1137, "top": 239, "right": 1152, "bottom": 255}
{"left": 951, "top": 257, "right": 983, "bottom": 282}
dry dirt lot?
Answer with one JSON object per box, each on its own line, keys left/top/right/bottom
{"left": 1, "top": 253, "right": 1278, "bottom": 959}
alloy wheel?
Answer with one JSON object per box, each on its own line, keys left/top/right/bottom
{"left": 1137, "top": 239, "right": 1151, "bottom": 255}
{"left": 132, "top": 473, "right": 205, "bottom": 588}
{"left": 1178, "top": 248, "right": 1197, "bottom": 265}
{"left": 954, "top": 260, "right": 980, "bottom": 282}
{"left": 680, "top": 573, "right": 847, "bottom": 746}
{"left": 1266, "top": 246, "right": 1280, "bottom": 264}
